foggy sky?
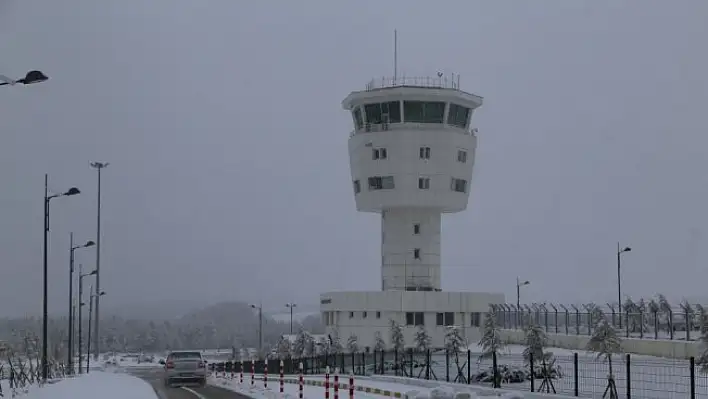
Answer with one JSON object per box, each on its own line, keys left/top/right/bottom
{"left": 1, "top": 0, "right": 708, "bottom": 318}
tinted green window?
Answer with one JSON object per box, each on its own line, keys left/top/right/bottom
{"left": 447, "top": 103, "right": 470, "bottom": 128}
{"left": 381, "top": 101, "right": 401, "bottom": 123}
{"left": 403, "top": 101, "right": 445, "bottom": 123}
{"left": 353, "top": 107, "right": 364, "bottom": 129}
{"left": 364, "top": 103, "right": 383, "bottom": 124}
{"left": 364, "top": 102, "right": 401, "bottom": 124}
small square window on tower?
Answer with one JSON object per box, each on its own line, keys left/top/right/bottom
{"left": 413, "top": 224, "right": 421, "bottom": 235}
{"left": 413, "top": 248, "right": 421, "bottom": 259}
{"left": 419, "top": 146, "right": 431, "bottom": 159}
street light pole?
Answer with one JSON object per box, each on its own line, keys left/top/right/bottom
{"left": 67, "top": 235, "right": 95, "bottom": 374}
{"left": 78, "top": 266, "right": 96, "bottom": 374}
{"left": 285, "top": 303, "right": 297, "bottom": 334}
{"left": 90, "top": 161, "right": 108, "bottom": 361}
{"left": 516, "top": 277, "right": 530, "bottom": 325}
{"left": 251, "top": 304, "right": 263, "bottom": 358}
{"left": 617, "top": 243, "right": 632, "bottom": 329}
{"left": 42, "top": 174, "right": 81, "bottom": 381}
{"left": 86, "top": 289, "right": 105, "bottom": 374}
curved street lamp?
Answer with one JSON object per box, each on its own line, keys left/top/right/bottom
{"left": 42, "top": 175, "right": 80, "bottom": 381}
{"left": 67, "top": 235, "right": 95, "bottom": 373}
{"left": 617, "top": 243, "right": 632, "bottom": 329}
{"left": 0, "top": 70, "right": 48, "bottom": 86}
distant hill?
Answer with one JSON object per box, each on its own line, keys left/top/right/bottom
{"left": 0, "top": 300, "right": 324, "bottom": 355}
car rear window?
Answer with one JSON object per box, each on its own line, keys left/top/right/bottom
{"left": 168, "top": 352, "right": 201, "bottom": 359}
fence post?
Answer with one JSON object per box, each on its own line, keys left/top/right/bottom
{"left": 409, "top": 349, "right": 413, "bottom": 377}
{"left": 573, "top": 353, "right": 578, "bottom": 396}
{"left": 380, "top": 351, "right": 384, "bottom": 374}
{"left": 394, "top": 350, "right": 398, "bottom": 377}
{"left": 299, "top": 362, "right": 304, "bottom": 399}
{"left": 426, "top": 349, "right": 431, "bottom": 380}
{"left": 373, "top": 350, "right": 377, "bottom": 375}
{"left": 529, "top": 351, "right": 535, "bottom": 392}
{"left": 361, "top": 352, "right": 365, "bottom": 376}
{"left": 467, "top": 350, "right": 471, "bottom": 384}
{"left": 351, "top": 352, "right": 355, "bottom": 375}
{"left": 690, "top": 357, "right": 696, "bottom": 399}
{"left": 445, "top": 350, "right": 450, "bottom": 382}
{"left": 492, "top": 351, "right": 499, "bottom": 389}
{"left": 625, "top": 353, "right": 631, "bottom": 399}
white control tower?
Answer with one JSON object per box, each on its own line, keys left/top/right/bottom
{"left": 319, "top": 74, "right": 503, "bottom": 349}
{"left": 343, "top": 75, "right": 483, "bottom": 292}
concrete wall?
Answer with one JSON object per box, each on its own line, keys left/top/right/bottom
{"left": 320, "top": 291, "right": 505, "bottom": 349}
{"left": 499, "top": 329, "right": 700, "bottom": 359}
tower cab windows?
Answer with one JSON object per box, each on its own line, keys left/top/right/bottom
{"left": 404, "top": 101, "right": 445, "bottom": 123}
{"left": 447, "top": 103, "right": 471, "bottom": 128}
{"left": 352, "top": 107, "right": 364, "bottom": 130}
{"left": 364, "top": 101, "right": 401, "bottom": 126}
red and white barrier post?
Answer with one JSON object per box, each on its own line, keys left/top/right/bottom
{"left": 264, "top": 362, "right": 269, "bottom": 389}
{"left": 298, "top": 362, "right": 304, "bottom": 399}
{"left": 325, "top": 366, "right": 331, "bottom": 399}
{"left": 279, "top": 360, "right": 285, "bottom": 394}
{"left": 349, "top": 372, "right": 354, "bottom": 399}
{"left": 334, "top": 368, "right": 340, "bottom": 399}
{"left": 251, "top": 359, "right": 255, "bottom": 386}
{"left": 240, "top": 360, "right": 244, "bottom": 384}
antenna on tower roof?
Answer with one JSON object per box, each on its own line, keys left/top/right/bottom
{"left": 393, "top": 29, "right": 398, "bottom": 82}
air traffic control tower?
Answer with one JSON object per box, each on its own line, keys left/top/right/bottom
{"left": 320, "top": 75, "right": 504, "bottom": 348}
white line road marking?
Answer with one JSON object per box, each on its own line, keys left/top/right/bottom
{"left": 182, "top": 386, "right": 209, "bottom": 399}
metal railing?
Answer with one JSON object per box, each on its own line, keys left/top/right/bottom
{"left": 365, "top": 75, "right": 462, "bottom": 91}
{"left": 349, "top": 121, "right": 476, "bottom": 138}
{"left": 210, "top": 349, "right": 707, "bottom": 398}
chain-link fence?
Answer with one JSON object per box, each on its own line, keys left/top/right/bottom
{"left": 493, "top": 302, "right": 706, "bottom": 341}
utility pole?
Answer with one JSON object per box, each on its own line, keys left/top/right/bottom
{"left": 90, "top": 161, "right": 108, "bottom": 360}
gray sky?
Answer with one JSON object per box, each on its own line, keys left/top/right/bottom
{"left": 1, "top": 0, "right": 707, "bottom": 318}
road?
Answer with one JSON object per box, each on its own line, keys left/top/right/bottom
{"left": 127, "top": 367, "right": 251, "bottom": 399}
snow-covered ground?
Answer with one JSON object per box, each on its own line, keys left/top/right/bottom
{"left": 209, "top": 374, "right": 556, "bottom": 399}
{"left": 0, "top": 371, "right": 156, "bottom": 399}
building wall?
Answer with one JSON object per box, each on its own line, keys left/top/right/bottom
{"left": 348, "top": 126, "right": 477, "bottom": 214}
{"left": 320, "top": 291, "right": 505, "bottom": 350}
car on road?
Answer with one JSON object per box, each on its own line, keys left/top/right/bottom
{"left": 163, "top": 350, "right": 207, "bottom": 387}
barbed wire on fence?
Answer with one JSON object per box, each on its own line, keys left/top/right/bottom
{"left": 490, "top": 301, "right": 707, "bottom": 341}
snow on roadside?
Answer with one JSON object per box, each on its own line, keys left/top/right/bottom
{"left": 18, "top": 371, "right": 157, "bottom": 399}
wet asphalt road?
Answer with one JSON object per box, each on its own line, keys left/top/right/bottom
{"left": 127, "top": 367, "right": 251, "bottom": 399}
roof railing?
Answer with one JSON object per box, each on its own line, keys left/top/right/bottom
{"left": 365, "top": 74, "right": 462, "bottom": 91}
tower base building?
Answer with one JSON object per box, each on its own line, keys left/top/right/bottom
{"left": 321, "top": 76, "right": 504, "bottom": 349}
